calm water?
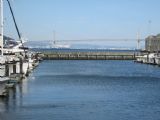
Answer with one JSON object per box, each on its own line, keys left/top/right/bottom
{"left": 1, "top": 60, "right": 160, "bottom": 120}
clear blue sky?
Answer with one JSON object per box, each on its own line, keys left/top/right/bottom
{"left": 3, "top": 0, "right": 160, "bottom": 41}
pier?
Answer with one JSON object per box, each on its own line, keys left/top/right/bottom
{"left": 42, "top": 51, "right": 136, "bottom": 60}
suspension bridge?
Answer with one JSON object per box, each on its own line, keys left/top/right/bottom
{"left": 52, "top": 38, "right": 145, "bottom": 50}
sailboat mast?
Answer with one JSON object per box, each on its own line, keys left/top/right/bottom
{"left": 6, "top": 0, "right": 21, "bottom": 39}
{"left": 6, "top": 0, "right": 27, "bottom": 58}
{"left": 0, "top": 0, "right": 3, "bottom": 55}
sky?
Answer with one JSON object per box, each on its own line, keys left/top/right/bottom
{"left": 3, "top": 0, "right": 160, "bottom": 47}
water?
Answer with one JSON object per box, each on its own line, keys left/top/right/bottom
{"left": 1, "top": 60, "right": 160, "bottom": 120}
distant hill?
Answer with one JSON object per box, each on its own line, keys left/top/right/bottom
{"left": 4, "top": 35, "right": 14, "bottom": 40}
{"left": 0, "top": 34, "right": 14, "bottom": 40}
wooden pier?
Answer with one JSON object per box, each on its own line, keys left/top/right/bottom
{"left": 42, "top": 51, "right": 136, "bottom": 60}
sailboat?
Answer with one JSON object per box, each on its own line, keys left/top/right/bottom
{"left": 5, "top": 0, "right": 29, "bottom": 76}
{"left": 51, "top": 31, "right": 70, "bottom": 49}
{"left": 0, "top": 0, "right": 10, "bottom": 96}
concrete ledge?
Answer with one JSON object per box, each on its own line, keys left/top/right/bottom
{"left": 42, "top": 51, "right": 136, "bottom": 60}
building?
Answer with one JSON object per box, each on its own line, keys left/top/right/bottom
{"left": 145, "top": 34, "right": 160, "bottom": 52}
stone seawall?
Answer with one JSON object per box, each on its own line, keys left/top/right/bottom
{"left": 42, "top": 51, "right": 136, "bottom": 60}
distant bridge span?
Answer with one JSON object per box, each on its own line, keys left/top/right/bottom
{"left": 56, "top": 38, "right": 145, "bottom": 42}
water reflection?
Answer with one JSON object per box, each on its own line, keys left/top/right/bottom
{"left": 0, "top": 97, "right": 9, "bottom": 112}
{"left": 0, "top": 87, "right": 17, "bottom": 114}
{"left": 0, "top": 77, "right": 29, "bottom": 112}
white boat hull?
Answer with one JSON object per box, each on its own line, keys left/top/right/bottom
{"left": 155, "top": 57, "right": 160, "bottom": 65}
{"left": 16, "top": 62, "right": 20, "bottom": 73}
{"left": 141, "top": 56, "right": 148, "bottom": 63}
{"left": 28, "top": 59, "right": 34, "bottom": 70}
{"left": 135, "top": 55, "right": 148, "bottom": 63}
{"left": 135, "top": 56, "right": 143, "bottom": 63}
{"left": 23, "top": 62, "right": 28, "bottom": 75}
{"left": 148, "top": 53, "right": 156, "bottom": 64}
{"left": 0, "top": 65, "right": 5, "bottom": 76}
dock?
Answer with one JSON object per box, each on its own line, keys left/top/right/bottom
{"left": 42, "top": 51, "right": 136, "bottom": 60}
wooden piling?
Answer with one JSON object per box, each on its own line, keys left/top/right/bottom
{"left": 5, "top": 64, "right": 9, "bottom": 76}
{"left": 20, "top": 58, "right": 23, "bottom": 74}
{"left": 13, "top": 64, "right": 16, "bottom": 74}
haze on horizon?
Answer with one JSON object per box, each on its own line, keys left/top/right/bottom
{"left": 3, "top": 0, "right": 160, "bottom": 48}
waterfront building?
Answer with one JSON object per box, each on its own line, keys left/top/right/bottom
{"left": 145, "top": 34, "right": 160, "bottom": 52}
